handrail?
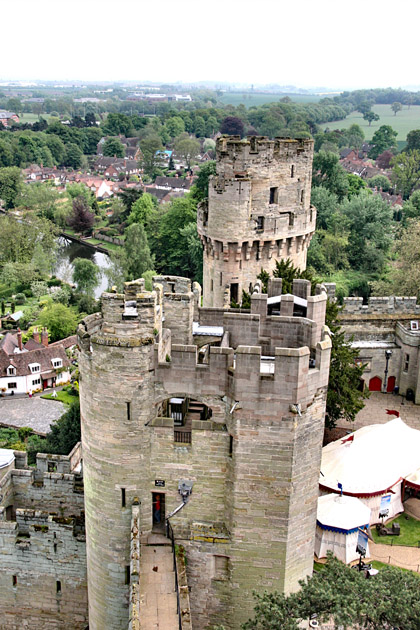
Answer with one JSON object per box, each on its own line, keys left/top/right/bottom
{"left": 166, "top": 519, "right": 182, "bottom": 630}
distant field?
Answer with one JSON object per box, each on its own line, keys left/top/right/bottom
{"left": 219, "top": 91, "right": 321, "bottom": 107}
{"left": 18, "top": 113, "right": 51, "bottom": 123}
{"left": 320, "top": 104, "right": 420, "bottom": 141}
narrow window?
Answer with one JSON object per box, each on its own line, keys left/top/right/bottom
{"left": 269, "top": 187, "right": 278, "bottom": 204}
{"left": 210, "top": 279, "right": 214, "bottom": 292}
{"left": 404, "top": 354, "right": 410, "bottom": 372}
{"left": 56, "top": 580, "right": 61, "bottom": 594}
{"left": 300, "top": 190, "right": 304, "bottom": 203}
{"left": 239, "top": 259, "right": 242, "bottom": 270}
{"left": 121, "top": 488, "right": 126, "bottom": 508}
{"left": 291, "top": 165, "right": 295, "bottom": 178}
{"left": 256, "top": 216, "right": 264, "bottom": 231}
{"left": 125, "top": 565, "right": 130, "bottom": 585}
{"left": 126, "top": 402, "right": 131, "bottom": 421}
{"left": 229, "top": 435, "right": 233, "bottom": 456}
{"left": 289, "top": 213, "right": 295, "bottom": 227}
{"left": 220, "top": 272, "right": 223, "bottom": 286}
{"left": 54, "top": 543, "right": 57, "bottom": 553}
{"left": 12, "top": 575, "right": 17, "bottom": 587}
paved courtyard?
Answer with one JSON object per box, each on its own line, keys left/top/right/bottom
{"left": 339, "top": 391, "right": 420, "bottom": 432}
{"left": 0, "top": 396, "right": 66, "bottom": 435}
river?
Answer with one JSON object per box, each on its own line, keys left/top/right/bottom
{"left": 54, "top": 236, "right": 111, "bottom": 298}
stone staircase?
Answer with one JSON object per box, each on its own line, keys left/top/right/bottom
{"left": 139, "top": 535, "right": 179, "bottom": 630}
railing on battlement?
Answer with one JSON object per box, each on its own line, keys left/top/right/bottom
{"left": 166, "top": 520, "right": 183, "bottom": 630}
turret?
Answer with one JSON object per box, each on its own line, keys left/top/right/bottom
{"left": 197, "top": 136, "right": 316, "bottom": 307}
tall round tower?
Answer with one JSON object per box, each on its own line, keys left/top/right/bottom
{"left": 78, "top": 280, "right": 159, "bottom": 630}
{"left": 197, "top": 135, "right": 316, "bottom": 307}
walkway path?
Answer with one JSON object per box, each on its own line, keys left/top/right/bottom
{"left": 338, "top": 391, "right": 420, "bottom": 432}
{"left": 139, "top": 536, "right": 179, "bottom": 630}
{"left": 369, "top": 539, "right": 420, "bottom": 573}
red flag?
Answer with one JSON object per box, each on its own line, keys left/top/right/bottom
{"left": 386, "top": 409, "right": 400, "bottom": 417}
{"left": 341, "top": 434, "right": 354, "bottom": 444}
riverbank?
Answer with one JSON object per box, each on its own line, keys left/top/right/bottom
{"left": 60, "top": 231, "right": 116, "bottom": 255}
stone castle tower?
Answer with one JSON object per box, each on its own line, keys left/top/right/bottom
{"left": 197, "top": 135, "right": 316, "bottom": 307}
{"left": 78, "top": 273, "right": 331, "bottom": 629}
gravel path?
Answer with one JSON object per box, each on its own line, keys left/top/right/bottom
{"left": 0, "top": 396, "right": 65, "bottom": 435}
{"left": 369, "top": 539, "right": 420, "bottom": 573}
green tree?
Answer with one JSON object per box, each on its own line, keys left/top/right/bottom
{"left": 37, "top": 303, "right": 78, "bottom": 342}
{"left": 347, "top": 173, "right": 367, "bottom": 198}
{"left": 405, "top": 129, "right": 420, "bottom": 152}
{"left": 341, "top": 191, "right": 393, "bottom": 274}
{"left": 363, "top": 111, "right": 380, "bottom": 126}
{"left": 391, "top": 150, "right": 420, "bottom": 198}
{"left": 165, "top": 116, "right": 185, "bottom": 139}
{"left": 124, "top": 222, "right": 154, "bottom": 280}
{"left": 391, "top": 101, "right": 403, "bottom": 116}
{"left": 72, "top": 258, "right": 100, "bottom": 295}
{"left": 64, "top": 142, "right": 84, "bottom": 168}
{"left": 367, "top": 174, "right": 391, "bottom": 192}
{"left": 386, "top": 219, "right": 420, "bottom": 298}
{"left": 346, "top": 123, "right": 365, "bottom": 148}
{"left": 155, "top": 196, "right": 197, "bottom": 276}
{"left": 0, "top": 167, "right": 22, "bottom": 209}
{"left": 325, "top": 300, "right": 368, "bottom": 428}
{"left": 139, "top": 134, "right": 163, "bottom": 176}
{"left": 19, "top": 182, "right": 60, "bottom": 220}
{"left": 102, "top": 137, "right": 125, "bottom": 158}
{"left": 7, "top": 97, "right": 22, "bottom": 114}
{"left": 312, "top": 151, "right": 349, "bottom": 200}
{"left": 174, "top": 133, "right": 201, "bottom": 169}
{"left": 369, "top": 125, "right": 398, "bottom": 160}
{"left": 310, "top": 187, "right": 339, "bottom": 231}
{"left": 127, "top": 193, "right": 157, "bottom": 226}
{"left": 179, "top": 222, "right": 203, "bottom": 284}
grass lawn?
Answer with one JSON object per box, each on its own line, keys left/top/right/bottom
{"left": 85, "top": 237, "right": 123, "bottom": 252}
{"left": 41, "top": 390, "right": 78, "bottom": 405}
{"left": 219, "top": 91, "right": 321, "bottom": 107}
{"left": 320, "top": 104, "right": 420, "bottom": 141}
{"left": 18, "top": 113, "right": 52, "bottom": 124}
{"left": 371, "top": 560, "right": 420, "bottom": 575}
{"left": 371, "top": 514, "right": 420, "bottom": 547}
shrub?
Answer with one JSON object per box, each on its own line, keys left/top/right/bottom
{"left": 15, "top": 292, "right": 26, "bottom": 305}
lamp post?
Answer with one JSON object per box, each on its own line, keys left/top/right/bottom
{"left": 383, "top": 349, "right": 392, "bottom": 393}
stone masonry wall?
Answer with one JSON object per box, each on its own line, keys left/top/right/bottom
{"left": 0, "top": 510, "right": 87, "bottom": 629}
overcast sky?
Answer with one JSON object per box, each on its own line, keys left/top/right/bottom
{"left": 2, "top": 0, "right": 419, "bottom": 90}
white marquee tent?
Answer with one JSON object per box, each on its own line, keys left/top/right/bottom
{"left": 315, "top": 493, "right": 371, "bottom": 563}
{"left": 319, "top": 418, "right": 420, "bottom": 524}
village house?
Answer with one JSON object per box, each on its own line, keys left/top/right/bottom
{"left": 0, "top": 329, "right": 71, "bottom": 395}
{"left": 0, "top": 111, "right": 19, "bottom": 127}
{"left": 153, "top": 174, "right": 193, "bottom": 192}
{"left": 97, "top": 136, "right": 141, "bottom": 161}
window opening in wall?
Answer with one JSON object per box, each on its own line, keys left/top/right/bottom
{"left": 125, "top": 565, "right": 130, "bottom": 585}
{"left": 213, "top": 555, "right": 229, "bottom": 580}
{"left": 12, "top": 575, "right": 17, "bottom": 587}
{"left": 54, "top": 543, "right": 57, "bottom": 553}
{"left": 269, "top": 187, "right": 278, "bottom": 204}
{"left": 256, "top": 216, "right": 264, "bottom": 231}
{"left": 220, "top": 272, "right": 223, "bottom": 286}
{"left": 121, "top": 488, "right": 126, "bottom": 508}
{"left": 127, "top": 402, "right": 131, "bottom": 421}
{"left": 229, "top": 435, "right": 233, "bottom": 456}
{"left": 301, "top": 190, "right": 304, "bottom": 203}
{"left": 289, "top": 213, "right": 295, "bottom": 227}
{"left": 56, "top": 580, "right": 61, "bottom": 594}
{"left": 48, "top": 461, "right": 57, "bottom": 472}
{"left": 210, "top": 279, "right": 214, "bottom": 292}
{"left": 8, "top": 382, "right": 17, "bottom": 389}
{"left": 239, "top": 259, "right": 242, "bottom": 270}
{"left": 291, "top": 165, "right": 295, "bottom": 178}
{"left": 404, "top": 354, "right": 410, "bottom": 372}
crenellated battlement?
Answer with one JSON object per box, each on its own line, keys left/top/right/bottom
{"left": 325, "top": 284, "right": 420, "bottom": 317}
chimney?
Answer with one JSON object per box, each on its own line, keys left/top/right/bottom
{"left": 33, "top": 327, "right": 40, "bottom": 344}
{"left": 41, "top": 327, "right": 48, "bottom": 347}
{"left": 17, "top": 329, "right": 23, "bottom": 351}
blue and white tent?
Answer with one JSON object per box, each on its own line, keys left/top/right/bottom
{"left": 315, "top": 493, "right": 371, "bottom": 564}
